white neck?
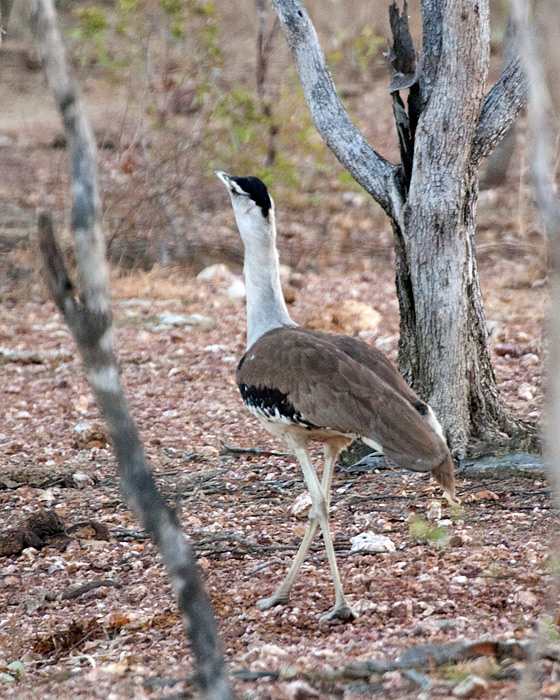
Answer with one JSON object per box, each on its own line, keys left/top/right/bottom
{"left": 242, "top": 218, "right": 297, "bottom": 349}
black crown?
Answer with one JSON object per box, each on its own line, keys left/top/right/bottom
{"left": 232, "top": 176, "right": 272, "bottom": 218}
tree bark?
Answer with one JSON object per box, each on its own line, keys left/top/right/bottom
{"left": 395, "top": 1, "right": 529, "bottom": 452}
{"left": 271, "top": 0, "right": 532, "bottom": 455}
{"left": 396, "top": 0, "right": 517, "bottom": 452}
{"left": 29, "top": 1, "right": 231, "bottom": 697}
{"left": 397, "top": 162, "right": 520, "bottom": 451}
{"left": 480, "top": 15, "right": 518, "bottom": 189}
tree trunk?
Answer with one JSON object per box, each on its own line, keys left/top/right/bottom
{"left": 396, "top": 163, "right": 520, "bottom": 453}
{"left": 271, "top": 0, "right": 532, "bottom": 456}
{"left": 393, "top": 0, "right": 526, "bottom": 454}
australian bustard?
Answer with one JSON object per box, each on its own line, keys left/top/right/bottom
{"left": 215, "top": 170, "right": 456, "bottom": 621}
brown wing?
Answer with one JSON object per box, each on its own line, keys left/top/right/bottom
{"left": 301, "top": 328, "right": 423, "bottom": 407}
{"left": 237, "top": 327, "right": 449, "bottom": 473}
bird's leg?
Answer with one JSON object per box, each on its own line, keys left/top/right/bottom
{"left": 257, "top": 440, "right": 343, "bottom": 611}
{"left": 321, "top": 440, "right": 346, "bottom": 510}
{"left": 292, "top": 442, "right": 357, "bottom": 622}
{"left": 257, "top": 517, "right": 318, "bottom": 610}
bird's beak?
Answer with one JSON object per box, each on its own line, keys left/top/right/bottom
{"left": 214, "top": 170, "right": 233, "bottom": 187}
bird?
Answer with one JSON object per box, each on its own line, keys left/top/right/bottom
{"left": 215, "top": 170, "right": 456, "bottom": 621}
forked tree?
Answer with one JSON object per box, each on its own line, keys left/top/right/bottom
{"left": 270, "top": 0, "right": 530, "bottom": 456}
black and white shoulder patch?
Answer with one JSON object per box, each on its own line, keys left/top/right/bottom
{"left": 238, "top": 383, "right": 317, "bottom": 429}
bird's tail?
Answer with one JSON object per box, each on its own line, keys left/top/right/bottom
{"left": 431, "top": 454, "right": 458, "bottom": 504}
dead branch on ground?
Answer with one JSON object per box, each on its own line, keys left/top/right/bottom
{"left": 44, "top": 579, "right": 122, "bottom": 602}
{"left": 29, "top": 0, "right": 231, "bottom": 697}
{"left": 144, "top": 638, "right": 560, "bottom": 696}
{"left": 220, "top": 438, "right": 290, "bottom": 457}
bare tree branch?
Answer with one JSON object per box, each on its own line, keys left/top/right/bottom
{"left": 269, "top": 0, "right": 402, "bottom": 221}
{"left": 470, "top": 55, "right": 527, "bottom": 169}
{"left": 480, "top": 13, "right": 518, "bottom": 188}
{"left": 30, "top": 1, "right": 231, "bottom": 697}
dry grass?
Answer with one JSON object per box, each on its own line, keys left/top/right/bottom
{"left": 110, "top": 267, "right": 202, "bottom": 301}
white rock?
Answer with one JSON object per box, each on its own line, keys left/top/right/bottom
{"left": 258, "top": 643, "right": 289, "bottom": 659}
{"left": 517, "top": 383, "right": 534, "bottom": 401}
{"left": 155, "top": 312, "right": 214, "bottom": 329}
{"left": 72, "top": 471, "right": 94, "bottom": 489}
{"left": 278, "top": 264, "right": 293, "bottom": 282}
{"left": 38, "top": 488, "right": 57, "bottom": 505}
{"left": 515, "top": 590, "right": 538, "bottom": 607}
{"left": 375, "top": 334, "right": 398, "bottom": 353}
{"left": 290, "top": 492, "right": 312, "bottom": 518}
{"left": 452, "top": 675, "right": 487, "bottom": 697}
{"left": 341, "top": 192, "right": 363, "bottom": 207}
{"left": 73, "top": 421, "right": 103, "bottom": 444}
{"left": 227, "top": 277, "right": 246, "bottom": 299}
{"left": 426, "top": 500, "right": 442, "bottom": 522}
{"left": 48, "top": 560, "right": 65, "bottom": 574}
{"left": 351, "top": 598, "right": 377, "bottom": 614}
{"left": 350, "top": 532, "right": 396, "bottom": 554}
{"left": 520, "top": 353, "right": 539, "bottom": 367}
{"left": 197, "top": 263, "right": 233, "bottom": 282}
{"left": 287, "top": 679, "right": 320, "bottom": 699}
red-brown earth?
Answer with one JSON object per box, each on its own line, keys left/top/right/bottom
{"left": 1, "top": 6, "right": 557, "bottom": 698}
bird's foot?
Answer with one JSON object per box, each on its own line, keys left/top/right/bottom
{"left": 444, "top": 491, "right": 462, "bottom": 506}
{"left": 320, "top": 602, "right": 358, "bottom": 622}
{"left": 257, "top": 592, "right": 290, "bottom": 611}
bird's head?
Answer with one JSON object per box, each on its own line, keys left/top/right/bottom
{"left": 215, "top": 171, "right": 275, "bottom": 246}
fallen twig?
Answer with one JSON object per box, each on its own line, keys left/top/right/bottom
{"left": 342, "top": 640, "right": 559, "bottom": 678}
{"left": 110, "top": 528, "right": 150, "bottom": 540}
{"left": 247, "top": 557, "right": 285, "bottom": 574}
{"left": 140, "top": 639, "right": 559, "bottom": 697}
{"left": 45, "top": 579, "right": 121, "bottom": 602}
{"left": 220, "top": 439, "right": 291, "bottom": 457}
{"left": 233, "top": 669, "right": 280, "bottom": 681}
{"left": 193, "top": 533, "right": 297, "bottom": 556}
